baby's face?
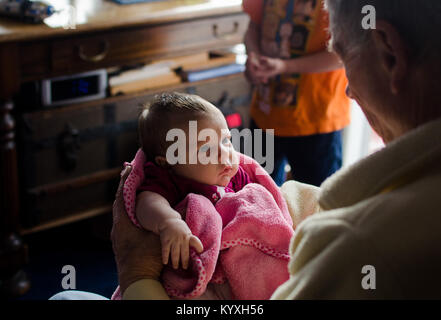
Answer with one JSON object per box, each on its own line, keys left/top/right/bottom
{"left": 171, "top": 110, "right": 239, "bottom": 187}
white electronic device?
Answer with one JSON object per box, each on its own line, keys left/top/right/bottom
{"left": 41, "top": 69, "right": 107, "bottom": 107}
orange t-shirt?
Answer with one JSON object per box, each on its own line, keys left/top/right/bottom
{"left": 243, "top": 0, "right": 350, "bottom": 137}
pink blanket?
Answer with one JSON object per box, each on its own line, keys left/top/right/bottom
{"left": 113, "top": 150, "right": 293, "bottom": 300}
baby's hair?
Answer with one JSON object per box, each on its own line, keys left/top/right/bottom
{"left": 138, "top": 92, "right": 212, "bottom": 162}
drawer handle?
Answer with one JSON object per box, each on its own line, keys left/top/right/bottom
{"left": 212, "top": 21, "right": 239, "bottom": 40}
{"left": 77, "top": 40, "right": 109, "bottom": 63}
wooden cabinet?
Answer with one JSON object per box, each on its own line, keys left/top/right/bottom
{"left": 20, "top": 13, "right": 249, "bottom": 80}
{"left": 51, "top": 14, "right": 248, "bottom": 74}
{"left": 0, "top": 0, "right": 250, "bottom": 297}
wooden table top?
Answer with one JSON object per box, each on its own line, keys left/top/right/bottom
{"left": 0, "top": 0, "right": 243, "bottom": 43}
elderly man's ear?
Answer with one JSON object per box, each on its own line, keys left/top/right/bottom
{"left": 371, "top": 20, "right": 410, "bottom": 95}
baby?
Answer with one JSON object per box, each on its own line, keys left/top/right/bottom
{"left": 136, "top": 92, "right": 251, "bottom": 272}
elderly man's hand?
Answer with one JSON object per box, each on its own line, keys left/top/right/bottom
{"left": 111, "top": 166, "right": 164, "bottom": 294}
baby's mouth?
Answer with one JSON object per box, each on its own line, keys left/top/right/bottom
{"left": 220, "top": 166, "right": 233, "bottom": 176}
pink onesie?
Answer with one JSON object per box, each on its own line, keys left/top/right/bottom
{"left": 138, "top": 161, "right": 252, "bottom": 208}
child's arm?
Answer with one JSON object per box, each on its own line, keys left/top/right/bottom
{"left": 136, "top": 191, "right": 203, "bottom": 270}
{"left": 254, "top": 51, "right": 343, "bottom": 83}
{"left": 244, "top": 21, "right": 261, "bottom": 56}
{"left": 244, "top": 21, "right": 262, "bottom": 85}
{"left": 243, "top": 0, "right": 264, "bottom": 85}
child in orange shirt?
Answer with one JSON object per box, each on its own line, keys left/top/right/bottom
{"left": 243, "top": 0, "right": 351, "bottom": 186}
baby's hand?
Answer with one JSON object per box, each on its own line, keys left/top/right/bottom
{"left": 158, "top": 218, "right": 204, "bottom": 270}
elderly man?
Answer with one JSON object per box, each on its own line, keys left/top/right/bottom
{"left": 269, "top": 0, "right": 441, "bottom": 298}
{"left": 52, "top": 0, "right": 441, "bottom": 300}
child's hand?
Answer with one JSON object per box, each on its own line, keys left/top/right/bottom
{"left": 158, "top": 218, "right": 204, "bottom": 270}
{"left": 254, "top": 56, "right": 288, "bottom": 84}
{"left": 245, "top": 51, "right": 263, "bottom": 85}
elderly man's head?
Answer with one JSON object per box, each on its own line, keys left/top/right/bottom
{"left": 325, "top": 0, "right": 441, "bottom": 143}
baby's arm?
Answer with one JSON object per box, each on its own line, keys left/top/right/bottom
{"left": 136, "top": 191, "right": 203, "bottom": 270}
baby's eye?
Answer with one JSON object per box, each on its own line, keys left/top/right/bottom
{"left": 199, "top": 144, "right": 210, "bottom": 153}
{"left": 222, "top": 137, "right": 231, "bottom": 145}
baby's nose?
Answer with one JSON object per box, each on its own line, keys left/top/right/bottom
{"left": 218, "top": 144, "right": 232, "bottom": 166}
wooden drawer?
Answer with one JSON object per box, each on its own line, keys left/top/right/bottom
{"left": 19, "top": 41, "right": 51, "bottom": 81}
{"left": 18, "top": 73, "right": 251, "bottom": 229}
{"left": 49, "top": 13, "right": 248, "bottom": 75}
{"left": 18, "top": 13, "right": 249, "bottom": 80}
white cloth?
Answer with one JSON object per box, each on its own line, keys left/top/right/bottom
{"left": 49, "top": 290, "right": 108, "bottom": 300}
{"left": 272, "top": 118, "right": 441, "bottom": 299}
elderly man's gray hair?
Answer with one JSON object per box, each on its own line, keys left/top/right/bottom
{"left": 325, "top": 0, "right": 441, "bottom": 59}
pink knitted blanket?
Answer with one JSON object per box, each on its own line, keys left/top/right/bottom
{"left": 112, "top": 150, "right": 293, "bottom": 300}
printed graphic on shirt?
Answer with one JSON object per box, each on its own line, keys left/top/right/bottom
{"left": 291, "top": 24, "right": 309, "bottom": 51}
{"left": 258, "top": 0, "right": 319, "bottom": 110}
{"left": 273, "top": 80, "right": 298, "bottom": 106}
{"left": 261, "top": 11, "right": 280, "bottom": 57}
{"left": 280, "top": 22, "right": 293, "bottom": 58}
{"left": 293, "top": 0, "right": 317, "bottom": 24}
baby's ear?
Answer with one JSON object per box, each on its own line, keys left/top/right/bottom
{"left": 154, "top": 156, "right": 169, "bottom": 168}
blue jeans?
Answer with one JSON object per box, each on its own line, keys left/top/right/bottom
{"left": 49, "top": 290, "right": 109, "bottom": 300}
{"left": 250, "top": 120, "right": 343, "bottom": 187}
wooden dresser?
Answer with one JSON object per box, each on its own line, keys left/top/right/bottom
{"left": 0, "top": 0, "right": 250, "bottom": 297}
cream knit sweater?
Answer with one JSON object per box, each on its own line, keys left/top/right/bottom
{"left": 272, "top": 117, "right": 441, "bottom": 299}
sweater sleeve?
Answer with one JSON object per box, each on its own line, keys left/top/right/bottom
{"left": 271, "top": 214, "right": 397, "bottom": 299}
